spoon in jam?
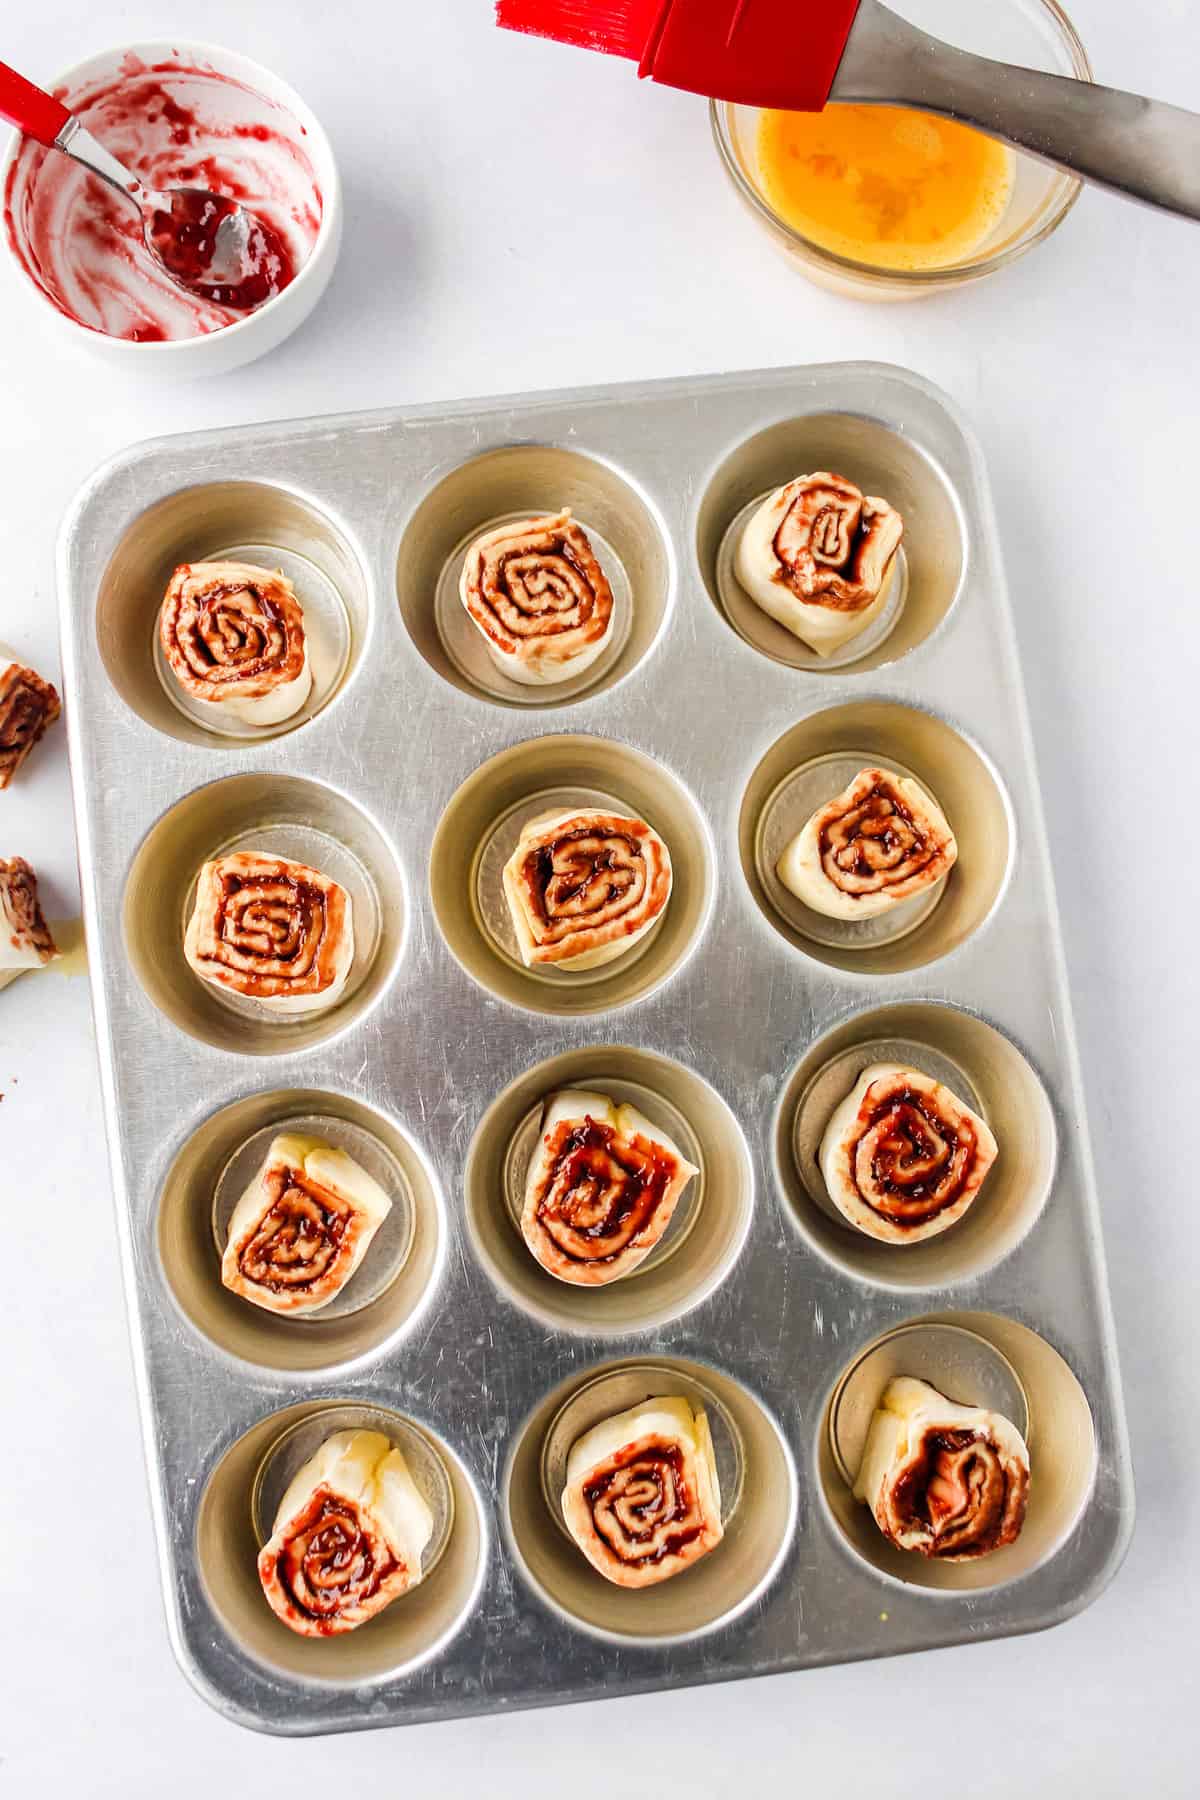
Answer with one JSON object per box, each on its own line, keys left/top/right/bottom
{"left": 0, "top": 59, "right": 291, "bottom": 312}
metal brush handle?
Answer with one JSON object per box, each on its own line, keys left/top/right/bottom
{"left": 833, "top": 0, "right": 1200, "bottom": 222}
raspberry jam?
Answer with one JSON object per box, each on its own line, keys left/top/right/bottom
{"left": 4, "top": 56, "right": 321, "bottom": 341}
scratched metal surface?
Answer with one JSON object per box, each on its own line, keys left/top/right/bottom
{"left": 58, "top": 363, "right": 1132, "bottom": 1734}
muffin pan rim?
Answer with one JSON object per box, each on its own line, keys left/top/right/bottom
{"left": 58, "top": 360, "right": 1132, "bottom": 1735}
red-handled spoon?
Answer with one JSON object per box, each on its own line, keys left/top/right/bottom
{"left": 0, "top": 58, "right": 292, "bottom": 311}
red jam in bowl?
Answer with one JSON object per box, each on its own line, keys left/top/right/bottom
{"left": 4, "top": 55, "right": 323, "bottom": 342}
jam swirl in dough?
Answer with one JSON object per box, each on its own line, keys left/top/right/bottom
{"left": 561, "top": 1396, "right": 724, "bottom": 1588}
{"left": 184, "top": 851, "right": 354, "bottom": 1012}
{"left": 460, "top": 511, "right": 615, "bottom": 685}
{"left": 819, "top": 1063, "right": 998, "bottom": 1244}
{"left": 270, "top": 1487, "right": 398, "bottom": 1629}
{"left": 0, "top": 659, "right": 61, "bottom": 788}
{"left": 584, "top": 1443, "right": 706, "bottom": 1566}
{"left": 502, "top": 809, "right": 673, "bottom": 970}
{"left": 235, "top": 1164, "right": 353, "bottom": 1295}
{"left": 519, "top": 1090, "right": 698, "bottom": 1286}
{"left": 257, "top": 1429, "right": 433, "bottom": 1637}
{"left": 536, "top": 1117, "right": 677, "bottom": 1265}
{"left": 854, "top": 1377, "right": 1030, "bottom": 1561}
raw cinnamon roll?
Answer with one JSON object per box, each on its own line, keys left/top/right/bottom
{"left": 0, "top": 651, "right": 61, "bottom": 788}
{"left": 777, "top": 766, "right": 956, "bottom": 920}
{"left": 222, "top": 1133, "right": 392, "bottom": 1315}
{"left": 502, "top": 809, "right": 672, "bottom": 969}
{"left": 562, "top": 1396, "right": 723, "bottom": 1588}
{"left": 258, "top": 1429, "right": 433, "bottom": 1636}
{"left": 159, "top": 561, "right": 311, "bottom": 726}
{"left": 819, "top": 1064, "right": 998, "bottom": 1243}
{"left": 735, "top": 472, "right": 903, "bottom": 656}
{"left": 460, "top": 511, "right": 615, "bottom": 686}
{"left": 184, "top": 850, "right": 354, "bottom": 1013}
{"left": 854, "top": 1376, "right": 1030, "bottom": 1560}
{"left": 522, "top": 1089, "right": 698, "bottom": 1285}
{"left": 0, "top": 857, "right": 59, "bottom": 991}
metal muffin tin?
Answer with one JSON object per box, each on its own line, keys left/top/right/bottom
{"left": 59, "top": 361, "right": 1133, "bottom": 1734}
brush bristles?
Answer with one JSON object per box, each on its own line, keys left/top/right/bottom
{"left": 495, "top": 0, "right": 661, "bottom": 62}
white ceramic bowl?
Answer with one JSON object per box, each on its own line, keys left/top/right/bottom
{"left": 1, "top": 40, "right": 342, "bottom": 377}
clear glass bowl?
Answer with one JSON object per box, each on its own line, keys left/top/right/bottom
{"left": 710, "top": 0, "right": 1092, "bottom": 299}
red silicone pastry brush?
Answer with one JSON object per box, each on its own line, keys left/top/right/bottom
{"left": 495, "top": 0, "right": 1200, "bottom": 221}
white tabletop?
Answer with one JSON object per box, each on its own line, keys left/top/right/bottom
{"left": 2, "top": 2, "right": 1196, "bottom": 1792}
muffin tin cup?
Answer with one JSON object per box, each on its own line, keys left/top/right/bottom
{"left": 97, "top": 481, "right": 370, "bottom": 745}
{"left": 395, "top": 445, "right": 674, "bottom": 708}
{"left": 430, "top": 733, "right": 715, "bottom": 1016}
{"left": 504, "top": 1357, "right": 797, "bottom": 1645}
{"left": 739, "top": 700, "right": 1014, "bottom": 975}
{"left": 818, "top": 1314, "right": 1098, "bottom": 1595}
{"left": 775, "top": 1000, "right": 1058, "bottom": 1289}
{"left": 157, "top": 1088, "right": 445, "bottom": 1374}
{"left": 196, "top": 1400, "right": 486, "bottom": 1686}
{"left": 465, "top": 1046, "right": 754, "bottom": 1334}
{"left": 122, "top": 772, "right": 407, "bottom": 1055}
{"left": 60, "top": 363, "right": 1131, "bottom": 1734}
{"left": 697, "top": 411, "right": 966, "bottom": 670}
